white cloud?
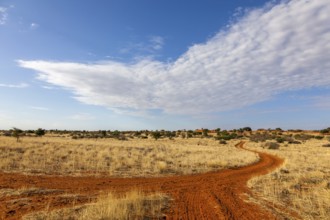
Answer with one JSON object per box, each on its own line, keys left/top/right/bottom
{"left": 69, "top": 113, "right": 95, "bottom": 121}
{"left": 149, "top": 35, "right": 164, "bottom": 50}
{"left": 29, "top": 106, "right": 49, "bottom": 111}
{"left": 30, "top": 22, "right": 39, "bottom": 29}
{"left": 42, "top": 85, "right": 56, "bottom": 90}
{"left": 0, "top": 7, "right": 8, "bottom": 25}
{"left": 120, "top": 35, "right": 165, "bottom": 55}
{"left": 0, "top": 83, "right": 29, "bottom": 88}
{"left": 18, "top": 0, "right": 330, "bottom": 115}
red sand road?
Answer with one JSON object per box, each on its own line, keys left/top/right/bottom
{"left": 0, "top": 142, "right": 288, "bottom": 219}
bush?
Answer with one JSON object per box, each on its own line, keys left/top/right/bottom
{"left": 219, "top": 140, "right": 227, "bottom": 144}
{"left": 35, "top": 128, "right": 46, "bottom": 137}
{"left": 322, "top": 144, "right": 330, "bottom": 148}
{"left": 250, "top": 132, "right": 275, "bottom": 142}
{"left": 320, "top": 128, "right": 330, "bottom": 134}
{"left": 117, "top": 135, "right": 127, "bottom": 141}
{"left": 263, "top": 142, "right": 280, "bottom": 150}
{"left": 314, "top": 135, "right": 324, "bottom": 140}
{"left": 151, "top": 131, "right": 161, "bottom": 140}
{"left": 294, "top": 134, "right": 314, "bottom": 141}
{"left": 288, "top": 140, "right": 302, "bottom": 144}
{"left": 276, "top": 137, "right": 285, "bottom": 143}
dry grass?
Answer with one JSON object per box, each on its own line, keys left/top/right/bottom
{"left": 0, "top": 136, "right": 258, "bottom": 177}
{"left": 23, "top": 190, "right": 169, "bottom": 220}
{"left": 247, "top": 138, "right": 330, "bottom": 219}
{"left": 0, "top": 187, "right": 63, "bottom": 197}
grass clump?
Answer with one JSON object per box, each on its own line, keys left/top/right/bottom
{"left": 24, "top": 190, "right": 169, "bottom": 220}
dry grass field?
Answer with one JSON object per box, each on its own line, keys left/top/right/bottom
{"left": 247, "top": 138, "right": 330, "bottom": 219}
{"left": 1, "top": 130, "right": 329, "bottom": 219}
{"left": 0, "top": 134, "right": 259, "bottom": 219}
{"left": 23, "top": 190, "right": 169, "bottom": 220}
{"left": 0, "top": 135, "right": 258, "bottom": 177}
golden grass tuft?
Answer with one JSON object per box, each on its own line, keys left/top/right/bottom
{"left": 23, "top": 190, "right": 169, "bottom": 220}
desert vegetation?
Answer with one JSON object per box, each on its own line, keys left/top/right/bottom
{"left": 23, "top": 190, "right": 169, "bottom": 220}
{"left": 1, "top": 127, "right": 329, "bottom": 219}
{"left": 0, "top": 133, "right": 258, "bottom": 177}
{"left": 247, "top": 138, "right": 330, "bottom": 219}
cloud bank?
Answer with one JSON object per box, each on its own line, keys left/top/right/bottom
{"left": 18, "top": 0, "right": 330, "bottom": 115}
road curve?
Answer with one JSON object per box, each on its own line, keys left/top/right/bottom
{"left": 0, "top": 142, "right": 285, "bottom": 219}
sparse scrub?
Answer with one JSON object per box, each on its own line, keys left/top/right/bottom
{"left": 249, "top": 132, "right": 275, "bottom": 142}
{"left": 293, "top": 133, "right": 314, "bottom": 141}
{"left": 216, "top": 130, "right": 238, "bottom": 141}
{"left": 0, "top": 136, "right": 259, "bottom": 177}
{"left": 275, "top": 137, "right": 285, "bottom": 143}
{"left": 320, "top": 128, "right": 330, "bottom": 134}
{"left": 314, "top": 135, "right": 324, "bottom": 140}
{"left": 247, "top": 138, "right": 330, "bottom": 219}
{"left": 262, "top": 142, "right": 280, "bottom": 150}
{"left": 151, "top": 131, "right": 162, "bottom": 140}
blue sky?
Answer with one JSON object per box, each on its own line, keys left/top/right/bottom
{"left": 0, "top": 0, "right": 330, "bottom": 130}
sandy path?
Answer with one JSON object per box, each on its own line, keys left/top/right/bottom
{"left": 0, "top": 142, "right": 285, "bottom": 219}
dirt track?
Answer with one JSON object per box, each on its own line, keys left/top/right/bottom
{"left": 0, "top": 142, "right": 286, "bottom": 219}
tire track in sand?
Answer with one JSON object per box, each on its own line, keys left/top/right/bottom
{"left": 0, "top": 142, "right": 288, "bottom": 219}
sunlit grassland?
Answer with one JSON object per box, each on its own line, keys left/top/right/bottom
{"left": 0, "top": 135, "right": 258, "bottom": 177}
{"left": 247, "top": 139, "right": 330, "bottom": 219}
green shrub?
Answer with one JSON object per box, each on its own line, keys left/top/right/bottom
{"left": 294, "top": 134, "right": 314, "bottom": 141}
{"left": 151, "top": 131, "right": 161, "bottom": 140}
{"left": 250, "top": 132, "right": 275, "bottom": 142}
{"left": 35, "top": 128, "right": 46, "bottom": 137}
{"left": 276, "top": 137, "right": 285, "bottom": 143}
{"left": 314, "top": 135, "right": 324, "bottom": 140}
{"left": 263, "top": 142, "right": 280, "bottom": 150}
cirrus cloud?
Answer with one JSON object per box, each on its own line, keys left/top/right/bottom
{"left": 0, "top": 7, "right": 8, "bottom": 25}
{"left": 0, "top": 83, "right": 29, "bottom": 88}
{"left": 18, "top": 0, "right": 330, "bottom": 115}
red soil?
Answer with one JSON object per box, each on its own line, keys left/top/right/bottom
{"left": 0, "top": 142, "right": 289, "bottom": 219}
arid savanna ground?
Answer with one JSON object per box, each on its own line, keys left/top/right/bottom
{"left": 0, "top": 129, "right": 329, "bottom": 219}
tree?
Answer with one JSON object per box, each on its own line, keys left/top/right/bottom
{"left": 215, "top": 128, "right": 221, "bottom": 135}
{"left": 11, "top": 127, "right": 23, "bottom": 142}
{"left": 165, "top": 131, "right": 175, "bottom": 139}
{"left": 100, "top": 130, "right": 107, "bottom": 138}
{"left": 152, "top": 131, "right": 161, "bottom": 140}
{"left": 112, "top": 130, "right": 120, "bottom": 138}
{"left": 202, "top": 128, "right": 209, "bottom": 137}
{"left": 242, "top": 127, "right": 252, "bottom": 132}
{"left": 35, "top": 128, "right": 46, "bottom": 137}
